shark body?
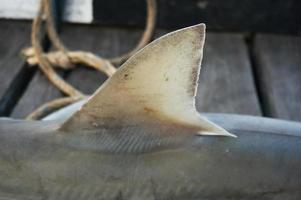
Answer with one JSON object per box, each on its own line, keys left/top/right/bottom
{"left": 1, "top": 115, "right": 301, "bottom": 200}
{"left": 0, "top": 24, "right": 301, "bottom": 199}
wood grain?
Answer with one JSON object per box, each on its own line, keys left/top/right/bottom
{"left": 253, "top": 34, "right": 301, "bottom": 121}
{"left": 11, "top": 70, "right": 65, "bottom": 118}
{"left": 196, "top": 33, "right": 261, "bottom": 115}
{"left": 0, "top": 20, "right": 31, "bottom": 97}
{"left": 0, "top": 20, "right": 33, "bottom": 116}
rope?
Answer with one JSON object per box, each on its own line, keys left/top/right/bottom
{"left": 31, "top": 0, "right": 84, "bottom": 97}
{"left": 24, "top": 0, "right": 157, "bottom": 120}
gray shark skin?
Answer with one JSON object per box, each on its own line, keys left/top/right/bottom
{"left": 0, "top": 114, "right": 301, "bottom": 200}
{"left": 1, "top": 24, "right": 301, "bottom": 199}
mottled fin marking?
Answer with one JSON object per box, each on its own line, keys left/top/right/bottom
{"left": 59, "top": 24, "right": 235, "bottom": 137}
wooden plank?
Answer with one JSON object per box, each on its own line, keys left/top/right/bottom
{"left": 253, "top": 34, "right": 301, "bottom": 121}
{"left": 0, "top": 20, "right": 30, "bottom": 98}
{"left": 196, "top": 33, "right": 261, "bottom": 115}
{"left": 10, "top": 70, "right": 65, "bottom": 118}
{"left": 93, "top": 0, "right": 301, "bottom": 34}
{"left": 0, "top": 20, "right": 33, "bottom": 116}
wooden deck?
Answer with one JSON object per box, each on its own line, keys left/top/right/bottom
{"left": 0, "top": 19, "right": 300, "bottom": 121}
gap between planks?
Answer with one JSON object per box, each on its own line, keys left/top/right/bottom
{"left": 252, "top": 34, "right": 301, "bottom": 121}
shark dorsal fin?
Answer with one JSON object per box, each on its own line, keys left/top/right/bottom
{"left": 59, "top": 24, "right": 235, "bottom": 137}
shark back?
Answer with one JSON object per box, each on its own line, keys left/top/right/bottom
{"left": 1, "top": 115, "right": 301, "bottom": 199}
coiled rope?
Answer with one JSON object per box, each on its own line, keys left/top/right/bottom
{"left": 24, "top": 0, "right": 157, "bottom": 120}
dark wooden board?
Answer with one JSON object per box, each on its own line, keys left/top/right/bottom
{"left": 196, "top": 33, "right": 261, "bottom": 115}
{"left": 11, "top": 70, "right": 64, "bottom": 118}
{"left": 0, "top": 20, "right": 30, "bottom": 98}
{"left": 0, "top": 20, "right": 34, "bottom": 116}
{"left": 253, "top": 34, "right": 301, "bottom": 121}
{"left": 93, "top": 0, "right": 301, "bottom": 34}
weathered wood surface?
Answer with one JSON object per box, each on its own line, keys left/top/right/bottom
{"left": 0, "top": 20, "right": 33, "bottom": 116}
{"left": 93, "top": 0, "right": 301, "bottom": 34}
{"left": 197, "top": 33, "right": 261, "bottom": 115}
{"left": 253, "top": 34, "right": 301, "bottom": 121}
{"left": 0, "top": 20, "right": 30, "bottom": 98}
{"left": 11, "top": 71, "right": 65, "bottom": 118}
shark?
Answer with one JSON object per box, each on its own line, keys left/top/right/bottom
{"left": 0, "top": 24, "right": 301, "bottom": 200}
